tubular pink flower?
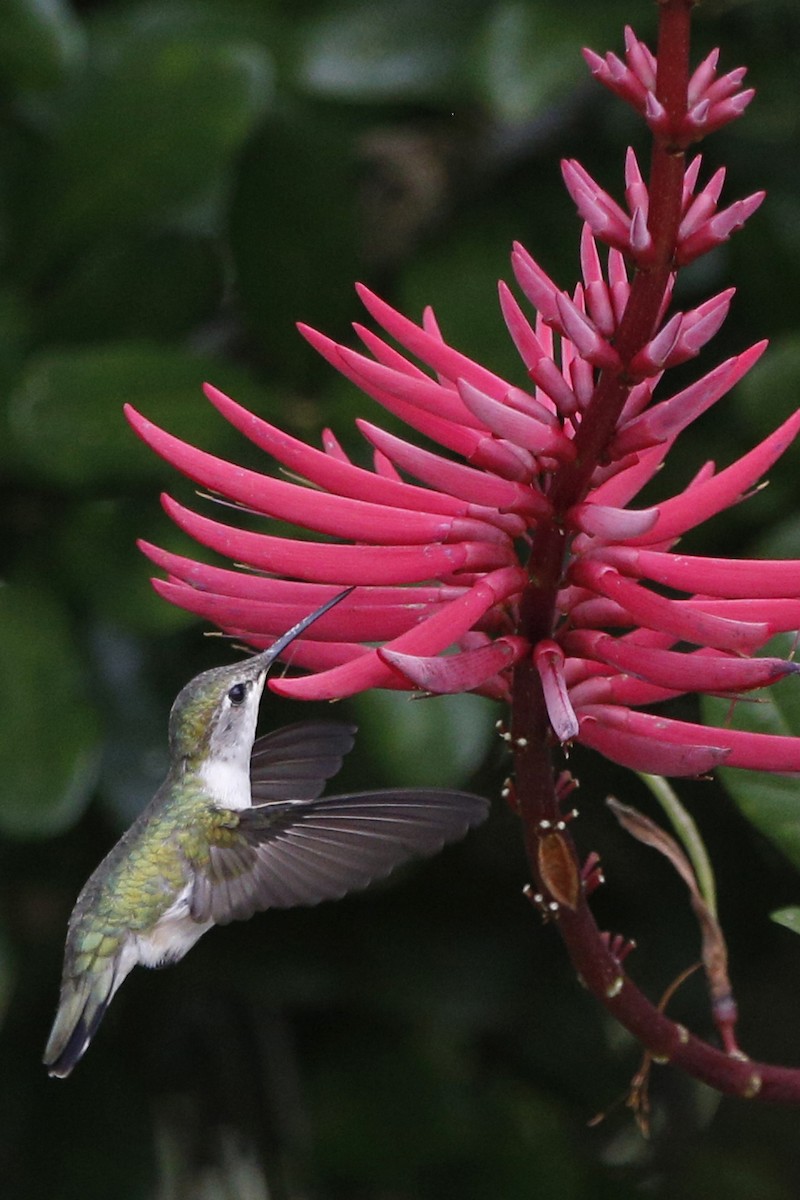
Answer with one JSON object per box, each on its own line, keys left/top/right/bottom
{"left": 534, "top": 641, "right": 580, "bottom": 743}
{"left": 586, "top": 25, "right": 752, "bottom": 143}
{"left": 580, "top": 706, "right": 800, "bottom": 773}
{"left": 379, "top": 636, "right": 528, "bottom": 697}
{"left": 578, "top": 712, "right": 731, "bottom": 777}
{"left": 565, "top": 630, "right": 799, "bottom": 695}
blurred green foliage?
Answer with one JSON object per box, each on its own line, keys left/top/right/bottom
{"left": 3, "top": 0, "right": 800, "bottom": 1197}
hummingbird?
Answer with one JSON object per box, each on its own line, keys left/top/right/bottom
{"left": 44, "top": 590, "right": 489, "bottom": 1078}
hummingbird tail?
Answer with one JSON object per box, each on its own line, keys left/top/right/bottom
{"left": 43, "top": 962, "right": 118, "bottom": 1079}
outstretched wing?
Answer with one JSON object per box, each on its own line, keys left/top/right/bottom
{"left": 250, "top": 721, "right": 357, "bottom": 802}
{"left": 189, "top": 789, "right": 489, "bottom": 925}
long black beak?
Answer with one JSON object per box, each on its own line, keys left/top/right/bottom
{"left": 252, "top": 588, "right": 355, "bottom": 674}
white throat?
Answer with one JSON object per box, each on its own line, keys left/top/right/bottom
{"left": 199, "top": 757, "right": 252, "bottom": 810}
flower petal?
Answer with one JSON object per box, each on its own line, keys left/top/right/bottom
{"left": 124, "top": 407, "right": 511, "bottom": 548}
{"left": 378, "top": 636, "right": 527, "bottom": 695}
{"left": 157, "top": 495, "right": 513, "bottom": 586}
{"left": 578, "top": 710, "right": 730, "bottom": 776}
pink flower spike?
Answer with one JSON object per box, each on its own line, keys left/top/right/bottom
{"left": 625, "top": 407, "right": 800, "bottom": 546}
{"left": 585, "top": 707, "right": 800, "bottom": 774}
{"left": 567, "top": 629, "right": 799, "bottom": 695}
{"left": 125, "top": 406, "right": 513, "bottom": 549}
{"left": 628, "top": 313, "right": 682, "bottom": 378}
{"left": 159, "top": 494, "right": 511, "bottom": 586}
{"left": 687, "top": 97, "right": 711, "bottom": 130}
{"left": 356, "top": 420, "right": 550, "bottom": 519}
{"left": 629, "top": 207, "right": 655, "bottom": 263}
{"left": 456, "top": 378, "right": 576, "bottom": 460}
{"left": 614, "top": 343, "right": 766, "bottom": 457}
{"left": 598, "top": 545, "right": 800, "bottom": 600}
{"left": 624, "top": 148, "right": 649, "bottom": 216}
{"left": 354, "top": 284, "right": 515, "bottom": 403}
{"left": 534, "top": 641, "right": 580, "bottom": 743}
{"left": 270, "top": 565, "right": 527, "bottom": 700}
{"left": 554, "top": 292, "right": 621, "bottom": 371}
{"left": 571, "top": 560, "right": 770, "bottom": 652}
{"left": 623, "top": 26, "right": 656, "bottom": 89}
{"left": 578, "top": 710, "right": 730, "bottom": 777}
{"left": 202, "top": 381, "right": 488, "bottom": 519}
{"left": 678, "top": 166, "right": 727, "bottom": 239}
{"left": 568, "top": 503, "right": 659, "bottom": 540}
{"left": 682, "top": 154, "right": 703, "bottom": 196}
{"left": 378, "top": 636, "right": 528, "bottom": 695}
{"left": 336, "top": 347, "right": 483, "bottom": 430}
{"left": 678, "top": 192, "right": 766, "bottom": 265}
{"left": 705, "top": 66, "right": 748, "bottom": 105}
{"left": 321, "top": 428, "right": 351, "bottom": 463}
{"left": 497, "top": 284, "right": 580, "bottom": 414}
{"left": 352, "top": 324, "right": 432, "bottom": 382}
{"left": 667, "top": 290, "right": 735, "bottom": 365}
{"left": 644, "top": 90, "right": 668, "bottom": 128}
{"left": 511, "top": 244, "right": 562, "bottom": 324}
{"left": 561, "top": 161, "right": 630, "bottom": 246}
{"left": 688, "top": 47, "right": 721, "bottom": 106}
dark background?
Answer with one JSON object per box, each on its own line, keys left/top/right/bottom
{"left": 3, "top": 1, "right": 800, "bottom": 1196}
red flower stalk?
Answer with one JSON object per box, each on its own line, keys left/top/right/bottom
{"left": 127, "top": 0, "right": 800, "bottom": 1103}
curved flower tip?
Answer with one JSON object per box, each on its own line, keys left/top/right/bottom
{"left": 379, "top": 637, "right": 529, "bottom": 697}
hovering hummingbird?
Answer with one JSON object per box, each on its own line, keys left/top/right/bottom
{"left": 44, "top": 590, "right": 489, "bottom": 1078}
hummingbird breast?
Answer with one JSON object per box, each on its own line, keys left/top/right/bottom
{"left": 133, "top": 888, "right": 213, "bottom": 967}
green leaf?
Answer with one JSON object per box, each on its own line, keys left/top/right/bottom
{"left": 353, "top": 690, "right": 494, "bottom": 788}
{"left": 0, "top": 584, "right": 101, "bottom": 838}
{"left": 229, "top": 109, "right": 360, "bottom": 379}
{"left": 37, "top": 234, "right": 224, "bottom": 344}
{"left": 54, "top": 500, "right": 204, "bottom": 634}
{"left": 7, "top": 341, "right": 264, "bottom": 489}
{"left": 296, "top": 0, "right": 480, "bottom": 102}
{"left": 0, "top": 0, "right": 83, "bottom": 93}
{"left": 32, "top": 37, "right": 272, "bottom": 260}
{"left": 703, "top": 639, "right": 800, "bottom": 873}
{"left": 473, "top": 2, "right": 585, "bottom": 123}
{"left": 771, "top": 906, "right": 800, "bottom": 935}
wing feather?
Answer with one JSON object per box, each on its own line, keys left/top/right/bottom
{"left": 249, "top": 721, "right": 357, "bottom": 802}
{"left": 194, "top": 789, "right": 489, "bottom": 924}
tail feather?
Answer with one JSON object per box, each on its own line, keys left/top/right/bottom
{"left": 43, "top": 964, "right": 117, "bottom": 1079}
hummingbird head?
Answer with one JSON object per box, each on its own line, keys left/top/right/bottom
{"left": 168, "top": 589, "right": 354, "bottom": 768}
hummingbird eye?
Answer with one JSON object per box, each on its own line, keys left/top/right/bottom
{"left": 227, "top": 682, "right": 247, "bottom": 706}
